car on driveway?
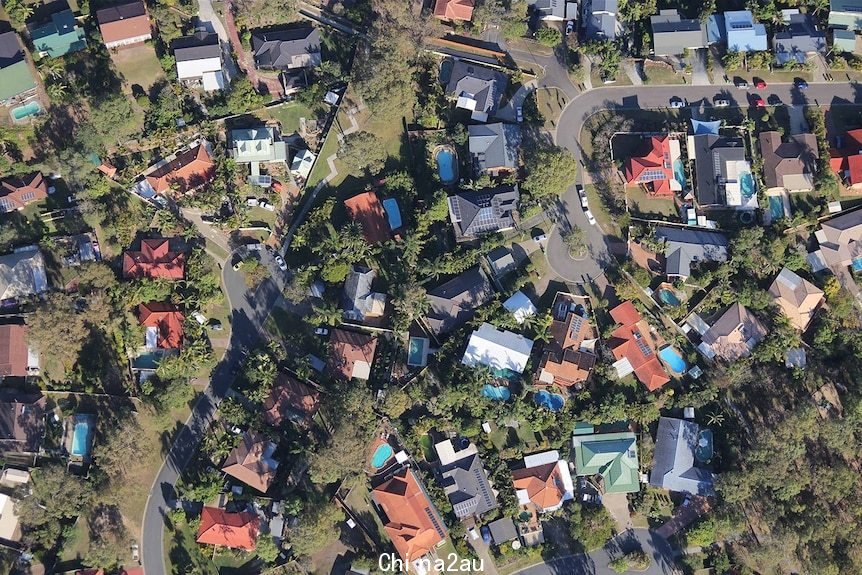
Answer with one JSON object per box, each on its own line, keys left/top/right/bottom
{"left": 275, "top": 255, "right": 287, "bottom": 271}
{"left": 794, "top": 78, "right": 809, "bottom": 89}
{"left": 669, "top": 97, "right": 685, "bottom": 108}
{"left": 585, "top": 210, "right": 596, "bottom": 225}
{"left": 480, "top": 525, "right": 492, "bottom": 544}
{"left": 565, "top": 20, "right": 574, "bottom": 35}
{"left": 232, "top": 260, "right": 244, "bottom": 271}
{"left": 714, "top": 98, "right": 730, "bottom": 107}
{"left": 751, "top": 95, "right": 765, "bottom": 108}
{"left": 754, "top": 79, "right": 767, "bottom": 89}
{"left": 468, "top": 527, "right": 479, "bottom": 541}
{"left": 576, "top": 184, "right": 588, "bottom": 208}
{"left": 314, "top": 327, "right": 329, "bottom": 336}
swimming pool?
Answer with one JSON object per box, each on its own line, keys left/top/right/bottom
{"left": 694, "top": 429, "right": 713, "bottom": 463}
{"left": 659, "top": 347, "right": 687, "bottom": 374}
{"left": 407, "top": 337, "right": 428, "bottom": 367}
{"left": 482, "top": 384, "right": 511, "bottom": 401}
{"left": 71, "top": 420, "right": 93, "bottom": 457}
{"left": 673, "top": 158, "right": 686, "bottom": 188}
{"left": 534, "top": 390, "right": 564, "bottom": 411}
{"left": 657, "top": 289, "right": 682, "bottom": 307}
{"left": 436, "top": 148, "right": 457, "bottom": 184}
{"left": 853, "top": 257, "right": 862, "bottom": 272}
{"left": 371, "top": 443, "right": 393, "bottom": 468}
{"left": 740, "top": 172, "right": 755, "bottom": 200}
{"left": 769, "top": 195, "right": 784, "bottom": 220}
{"left": 10, "top": 101, "right": 41, "bottom": 122}
{"left": 132, "top": 351, "right": 161, "bottom": 370}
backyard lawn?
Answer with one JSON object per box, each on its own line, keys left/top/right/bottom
{"left": 111, "top": 43, "right": 164, "bottom": 93}
{"left": 627, "top": 185, "right": 678, "bottom": 220}
{"left": 261, "top": 101, "right": 316, "bottom": 135}
{"left": 165, "top": 515, "right": 219, "bottom": 575}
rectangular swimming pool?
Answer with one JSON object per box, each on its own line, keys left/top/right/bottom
{"left": 71, "top": 419, "right": 93, "bottom": 457}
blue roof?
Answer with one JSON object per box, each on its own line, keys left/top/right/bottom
{"left": 691, "top": 119, "right": 721, "bottom": 135}
{"left": 382, "top": 198, "right": 402, "bottom": 230}
{"left": 707, "top": 14, "right": 725, "bottom": 44}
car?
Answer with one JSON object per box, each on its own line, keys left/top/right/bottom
{"left": 209, "top": 320, "right": 223, "bottom": 331}
{"left": 713, "top": 98, "right": 730, "bottom": 107}
{"left": 734, "top": 78, "right": 749, "bottom": 89}
{"left": 247, "top": 243, "right": 264, "bottom": 252}
{"left": 192, "top": 311, "right": 208, "bottom": 325}
{"left": 768, "top": 94, "right": 783, "bottom": 106}
{"left": 232, "top": 260, "right": 244, "bottom": 271}
{"left": 754, "top": 79, "right": 767, "bottom": 89}
{"left": 314, "top": 327, "right": 329, "bottom": 336}
{"left": 131, "top": 543, "right": 140, "bottom": 563}
{"left": 669, "top": 97, "right": 685, "bottom": 108}
{"left": 275, "top": 255, "right": 287, "bottom": 271}
{"left": 576, "top": 184, "right": 588, "bottom": 208}
{"left": 516, "top": 106, "right": 523, "bottom": 123}
{"left": 752, "top": 96, "right": 765, "bottom": 108}
{"left": 794, "top": 78, "right": 809, "bottom": 89}
{"left": 565, "top": 20, "right": 574, "bottom": 35}
{"left": 532, "top": 232, "right": 548, "bottom": 243}
{"left": 480, "top": 525, "right": 492, "bottom": 544}
{"left": 467, "top": 528, "right": 479, "bottom": 541}
{"left": 585, "top": 210, "right": 596, "bottom": 225}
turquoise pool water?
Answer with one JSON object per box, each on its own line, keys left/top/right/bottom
{"left": 853, "top": 257, "right": 862, "bottom": 272}
{"left": 659, "top": 347, "right": 687, "bottom": 374}
{"left": 133, "top": 351, "right": 161, "bottom": 370}
{"left": 694, "top": 429, "right": 713, "bottom": 462}
{"left": 740, "top": 172, "right": 755, "bottom": 199}
{"left": 371, "top": 443, "right": 393, "bottom": 468}
{"left": 673, "top": 158, "right": 686, "bottom": 187}
{"left": 658, "top": 289, "right": 682, "bottom": 307}
{"left": 407, "top": 337, "right": 427, "bottom": 366}
{"left": 769, "top": 195, "right": 784, "bottom": 220}
{"left": 71, "top": 420, "right": 92, "bottom": 457}
{"left": 436, "top": 148, "right": 457, "bottom": 184}
{"left": 534, "top": 390, "right": 564, "bottom": 411}
{"left": 482, "top": 384, "right": 511, "bottom": 401}
{"left": 10, "top": 101, "right": 41, "bottom": 121}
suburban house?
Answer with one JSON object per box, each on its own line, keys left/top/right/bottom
{"left": 503, "top": 290, "right": 537, "bottom": 324}
{"left": 222, "top": 431, "right": 280, "bottom": 493}
{"left": 690, "top": 134, "right": 753, "bottom": 207}
{"left": 144, "top": 142, "right": 216, "bottom": 195}
{"left": 607, "top": 301, "right": 670, "bottom": 391}
{"left": 833, "top": 28, "right": 857, "bottom": 52}
{"left": 650, "top": 10, "right": 708, "bottom": 56}
{"left": 0, "top": 491, "right": 22, "bottom": 542}
{"left": 536, "top": 293, "right": 598, "bottom": 389}
{"left": 468, "top": 123, "right": 521, "bottom": 175}
{"left": 772, "top": 13, "right": 826, "bottom": 65}
{"left": 196, "top": 507, "right": 259, "bottom": 550}
{"left": 0, "top": 248, "right": 49, "bottom": 301}
{"left": 586, "top": 0, "right": 621, "bottom": 40}
{"left": 138, "top": 302, "right": 184, "bottom": 349}
{"left": 263, "top": 374, "right": 320, "bottom": 427}
{"left": 28, "top": 8, "right": 87, "bottom": 58}
{"left": 446, "top": 60, "right": 508, "bottom": 122}
{"left": 371, "top": 466, "right": 448, "bottom": 574}
{"left": 486, "top": 246, "right": 516, "bottom": 279}
{"left": 0, "top": 173, "right": 48, "bottom": 211}
{"left": 811, "top": 209, "right": 862, "bottom": 271}
{"left": 435, "top": 438, "right": 498, "bottom": 518}
{"left": 251, "top": 27, "right": 321, "bottom": 70}
{"left": 424, "top": 266, "right": 493, "bottom": 338}
{"left": 768, "top": 268, "right": 824, "bottom": 332}
{"left": 230, "top": 127, "right": 287, "bottom": 165}
{"left": 511, "top": 450, "right": 574, "bottom": 513}
{"left": 829, "top": 0, "right": 862, "bottom": 31}
{"left": 699, "top": 303, "right": 767, "bottom": 361}
{"left": 290, "top": 149, "right": 315, "bottom": 181}
{"left": 487, "top": 517, "right": 519, "bottom": 546}
{"left": 624, "top": 135, "right": 683, "bottom": 197}
{"left": 122, "top": 238, "right": 185, "bottom": 280}
{"left": 528, "top": 0, "right": 576, "bottom": 20}
{"left": 829, "top": 128, "right": 862, "bottom": 190}
{"left": 343, "top": 266, "right": 386, "bottom": 323}
{"left": 654, "top": 226, "right": 729, "bottom": 281}
{"left": 433, "top": 0, "right": 475, "bottom": 21}
{"left": 0, "top": 32, "right": 37, "bottom": 104}
{"left": 649, "top": 417, "right": 715, "bottom": 496}
{"left": 328, "top": 329, "right": 377, "bottom": 381}
{"left": 447, "top": 186, "right": 519, "bottom": 240}
{"left": 462, "top": 322, "right": 534, "bottom": 375}
{"left": 571, "top": 427, "right": 640, "bottom": 493}
{"left": 344, "top": 191, "right": 390, "bottom": 244}
{"left": 172, "top": 31, "right": 225, "bottom": 91}
{"left": 0, "top": 393, "right": 46, "bottom": 457}
{"left": 759, "top": 132, "right": 819, "bottom": 194}
{"left": 0, "top": 322, "right": 38, "bottom": 377}
{"left": 723, "top": 10, "right": 767, "bottom": 52}
{"left": 96, "top": 0, "right": 152, "bottom": 49}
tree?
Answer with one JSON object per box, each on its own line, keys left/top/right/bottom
{"left": 308, "top": 422, "right": 367, "bottom": 484}
{"left": 392, "top": 280, "right": 429, "bottom": 332}
{"left": 28, "top": 292, "right": 89, "bottom": 374}
{"left": 256, "top": 535, "right": 280, "bottom": 562}
{"left": 242, "top": 257, "right": 269, "bottom": 288}
{"left": 94, "top": 418, "right": 144, "bottom": 480}
{"left": 311, "top": 302, "right": 343, "bottom": 326}
{"left": 568, "top": 502, "right": 615, "bottom": 550}
{"left": 338, "top": 131, "right": 388, "bottom": 175}
{"left": 16, "top": 465, "right": 94, "bottom": 549}
{"left": 564, "top": 228, "right": 586, "bottom": 257}
{"left": 289, "top": 502, "right": 345, "bottom": 557}
{"left": 522, "top": 145, "right": 578, "bottom": 201}
{"left": 535, "top": 27, "right": 562, "bottom": 47}
{"left": 722, "top": 51, "right": 744, "bottom": 71}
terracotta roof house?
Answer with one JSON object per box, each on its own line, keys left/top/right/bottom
{"left": 511, "top": 451, "right": 574, "bottom": 512}
{"left": 759, "top": 131, "right": 819, "bottom": 193}
{"left": 0, "top": 173, "right": 48, "bottom": 212}
{"left": 649, "top": 417, "right": 715, "bottom": 496}
{"left": 571, "top": 429, "right": 639, "bottom": 493}
{"left": 371, "top": 466, "right": 447, "bottom": 569}
{"left": 344, "top": 191, "right": 390, "bottom": 244}
{"left": 196, "top": 506, "right": 259, "bottom": 550}
{"left": 434, "top": 0, "right": 475, "bottom": 20}
{"left": 537, "top": 293, "right": 598, "bottom": 388}
{"left": 607, "top": 301, "right": 670, "bottom": 391}
{"left": 0, "top": 323, "right": 30, "bottom": 377}
{"left": 96, "top": 0, "right": 152, "bottom": 49}
{"left": 768, "top": 268, "right": 824, "bottom": 332}
{"left": 829, "top": 128, "right": 862, "bottom": 190}
{"left": 328, "top": 329, "right": 377, "bottom": 380}
{"left": 122, "top": 239, "right": 185, "bottom": 280}
{"left": 138, "top": 302, "right": 184, "bottom": 349}
{"left": 624, "top": 135, "right": 683, "bottom": 197}
{"left": 699, "top": 303, "right": 767, "bottom": 361}
{"left": 0, "top": 32, "right": 37, "bottom": 104}
{"left": 145, "top": 143, "right": 215, "bottom": 195}
{"left": 263, "top": 373, "right": 320, "bottom": 426}
{"left": 447, "top": 186, "right": 519, "bottom": 240}
{"left": 0, "top": 393, "right": 46, "bottom": 456}
{"left": 27, "top": 8, "right": 87, "bottom": 59}
{"left": 812, "top": 209, "right": 862, "bottom": 270}
{"left": 251, "top": 26, "right": 321, "bottom": 70}
{"left": 425, "top": 267, "right": 493, "bottom": 339}
{"left": 222, "top": 431, "right": 279, "bottom": 493}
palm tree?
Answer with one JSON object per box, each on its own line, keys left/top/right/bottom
{"left": 40, "top": 59, "right": 64, "bottom": 80}
{"left": 46, "top": 82, "right": 68, "bottom": 102}
{"left": 705, "top": 411, "right": 725, "bottom": 427}
{"left": 312, "top": 302, "right": 343, "bottom": 327}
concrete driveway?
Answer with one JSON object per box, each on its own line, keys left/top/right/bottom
{"left": 690, "top": 49, "right": 710, "bottom": 86}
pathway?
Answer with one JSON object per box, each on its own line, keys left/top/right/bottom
{"left": 622, "top": 60, "right": 644, "bottom": 86}
{"left": 224, "top": 0, "right": 283, "bottom": 97}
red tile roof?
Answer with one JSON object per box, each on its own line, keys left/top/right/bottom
{"left": 0, "top": 172, "right": 48, "bottom": 211}
{"left": 263, "top": 373, "right": 320, "bottom": 426}
{"left": 829, "top": 129, "right": 862, "bottom": 186}
{"left": 196, "top": 507, "right": 259, "bottom": 550}
{"left": 344, "top": 191, "right": 390, "bottom": 244}
{"left": 624, "top": 136, "right": 676, "bottom": 197}
{"left": 146, "top": 144, "right": 215, "bottom": 194}
{"left": 119, "top": 568, "right": 144, "bottom": 575}
{"left": 607, "top": 302, "right": 670, "bottom": 391}
{"left": 433, "top": 0, "right": 475, "bottom": 20}
{"left": 96, "top": 1, "right": 151, "bottom": 45}
{"left": 512, "top": 462, "right": 567, "bottom": 511}
{"left": 138, "top": 302, "right": 184, "bottom": 349}
{"left": 122, "top": 238, "right": 185, "bottom": 279}
{"left": 328, "top": 329, "right": 377, "bottom": 380}
{"left": 0, "top": 323, "right": 28, "bottom": 377}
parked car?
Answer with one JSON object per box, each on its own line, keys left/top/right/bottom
{"left": 669, "top": 97, "right": 685, "bottom": 108}
{"left": 532, "top": 231, "right": 548, "bottom": 243}
{"left": 314, "top": 327, "right": 329, "bottom": 336}
{"left": 516, "top": 106, "right": 523, "bottom": 123}
{"left": 754, "top": 79, "right": 767, "bottom": 89}
{"left": 576, "top": 184, "right": 588, "bottom": 208}
{"left": 585, "top": 210, "right": 596, "bottom": 225}
{"left": 275, "top": 255, "right": 287, "bottom": 271}
{"left": 713, "top": 98, "right": 730, "bottom": 107}
{"left": 247, "top": 243, "right": 264, "bottom": 251}
{"left": 734, "top": 78, "right": 749, "bottom": 89}
{"left": 768, "top": 94, "right": 783, "bottom": 106}
{"left": 480, "top": 525, "right": 492, "bottom": 544}
{"left": 752, "top": 96, "right": 765, "bottom": 108}
{"left": 192, "top": 311, "right": 207, "bottom": 325}
{"left": 565, "top": 20, "right": 574, "bottom": 35}
{"left": 467, "top": 527, "right": 479, "bottom": 541}
{"left": 232, "top": 260, "right": 244, "bottom": 271}
{"left": 209, "top": 320, "right": 223, "bottom": 331}
{"left": 794, "top": 78, "right": 809, "bottom": 89}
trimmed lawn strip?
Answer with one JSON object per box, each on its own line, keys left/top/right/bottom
{"left": 627, "top": 185, "right": 678, "bottom": 220}
{"left": 642, "top": 65, "right": 686, "bottom": 85}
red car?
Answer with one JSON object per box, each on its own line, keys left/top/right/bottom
{"left": 755, "top": 79, "right": 767, "bottom": 89}
{"left": 752, "top": 96, "right": 765, "bottom": 108}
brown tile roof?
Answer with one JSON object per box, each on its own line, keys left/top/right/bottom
{"left": 768, "top": 268, "right": 824, "bottom": 331}
{"left": 138, "top": 302, "right": 184, "bottom": 348}
{"left": 608, "top": 301, "right": 670, "bottom": 391}
{"left": 759, "top": 131, "right": 818, "bottom": 191}
{"left": 328, "top": 328, "right": 377, "bottom": 380}
{"left": 702, "top": 303, "right": 767, "bottom": 361}
{"left": 0, "top": 173, "right": 48, "bottom": 211}
{"left": 512, "top": 462, "right": 566, "bottom": 511}
{"left": 122, "top": 238, "right": 185, "bottom": 279}
{"left": 263, "top": 373, "right": 320, "bottom": 426}
{"left": 221, "top": 431, "right": 279, "bottom": 493}
{"left": 0, "top": 393, "right": 46, "bottom": 454}
{"left": 0, "top": 323, "right": 28, "bottom": 377}
{"left": 344, "top": 191, "right": 390, "bottom": 244}
{"left": 433, "top": 0, "right": 475, "bottom": 20}
{"left": 196, "top": 506, "right": 259, "bottom": 550}
{"left": 146, "top": 144, "right": 215, "bottom": 194}
{"left": 96, "top": 1, "right": 151, "bottom": 45}
{"left": 537, "top": 348, "right": 596, "bottom": 387}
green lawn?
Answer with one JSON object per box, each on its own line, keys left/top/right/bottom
{"left": 165, "top": 517, "right": 218, "bottom": 575}
{"left": 261, "top": 101, "right": 315, "bottom": 135}
{"left": 627, "top": 185, "right": 678, "bottom": 220}
{"left": 584, "top": 184, "right": 618, "bottom": 235}
{"left": 536, "top": 87, "right": 569, "bottom": 131}
{"left": 642, "top": 65, "right": 686, "bottom": 85}
{"left": 590, "top": 66, "right": 633, "bottom": 87}
{"left": 111, "top": 43, "right": 164, "bottom": 92}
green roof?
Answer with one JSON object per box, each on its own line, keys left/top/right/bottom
{"left": 28, "top": 10, "right": 87, "bottom": 58}
{"left": 572, "top": 431, "right": 640, "bottom": 493}
{"left": 833, "top": 29, "right": 858, "bottom": 53}
{"left": 0, "top": 60, "right": 37, "bottom": 102}
{"left": 830, "top": 0, "right": 862, "bottom": 30}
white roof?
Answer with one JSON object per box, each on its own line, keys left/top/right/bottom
{"left": 351, "top": 360, "right": 372, "bottom": 380}
{"left": 434, "top": 438, "right": 478, "bottom": 466}
{"left": 291, "top": 149, "right": 315, "bottom": 179}
{"left": 503, "top": 291, "right": 538, "bottom": 324}
{"left": 0, "top": 493, "right": 20, "bottom": 540}
{"left": 0, "top": 469, "right": 29, "bottom": 484}
{"left": 201, "top": 69, "right": 226, "bottom": 91}
{"left": 612, "top": 356, "right": 634, "bottom": 378}
{"left": 461, "top": 322, "right": 534, "bottom": 374}
{"left": 523, "top": 450, "right": 560, "bottom": 468}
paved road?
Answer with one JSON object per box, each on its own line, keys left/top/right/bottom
{"left": 514, "top": 528, "right": 677, "bottom": 575}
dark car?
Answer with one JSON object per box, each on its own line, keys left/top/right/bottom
{"left": 794, "top": 78, "right": 809, "bottom": 89}
{"left": 734, "top": 78, "right": 749, "bottom": 89}
{"left": 480, "top": 525, "right": 492, "bottom": 544}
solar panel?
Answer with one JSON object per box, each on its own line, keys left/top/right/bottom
{"left": 425, "top": 508, "right": 446, "bottom": 537}
{"left": 448, "top": 197, "right": 462, "bottom": 222}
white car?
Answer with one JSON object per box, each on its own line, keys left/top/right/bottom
{"left": 585, "top": 210, "right": 596, "bottom": 225}
{"left": 314, "top": 327, "right": 329, "bottom": 336}
{"left": 467, "top": 527, "right": 480, "bottom": 541}
{"left": 714, "top": 98, "right": 730, "bottom": 107}
{"left": 247, "top": 243, "right": 264, "bottom": 252}
{"left": 576, "top": 185, "right": 588, "bottom": 209}
{"left": 275, "top": 255, "right": 287, "bottom": 271}
{"left": 192, "top": 312, "right": 207, "bottom": 325}
{"left": 565, "top": 20, "right": 574, "bottom": 35}
{"left": 670, "top": 97, "right": 685, "bottom": 109}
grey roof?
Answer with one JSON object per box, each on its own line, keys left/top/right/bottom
{"left": 654, "top": 226, "right": 729, "bottom": 278}
{"left": 96, "top": 0, "right": 147, "bottom": 24}
{"left": 439, "top": 452, "right": 498, "bottom": 518}
{"left": 252, "top": 27, "right": 321, "bottom": 70}
{"left": 172, "top": 31, "right": 221, "bottom": 62}
{"left": 692, "top": 134, "right": 746, "bottom": 206}
{"left": 649, "top": 417, "right": 715, "bottom": 496}
{"left": 487, "top": 517, "right": 518, "bottom": 544}
{"left": 651, "top": 10, "right": 708, "bottom": 54}
{"left": 0, "top": 31, "right": 25, "bottom": 69}
{"left": 446, "top": 61, "right": 508, "bottom": 116}
{"left": 527, "top": 0, "right": 567, "bottom": 19}
{"left": 773, "top": 14, "right": 826, "bottom": 64}
{"left": 448, "top": 186, "right": 519, "bottom": 238}
{"left": 425, "top": 267, "right": 493, "bottom": 337}
{"left": 468, "top": 123, "right": 521, "bottom": 173}
{"left": 588, "top": 12, "right": 620, "bottom": 39}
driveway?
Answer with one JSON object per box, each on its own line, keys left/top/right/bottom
{"left": 196, "top": 0, "right": 239, "bottom": 81}
{"left": 690, "top": 49, "right": 709, "bottom": 86}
